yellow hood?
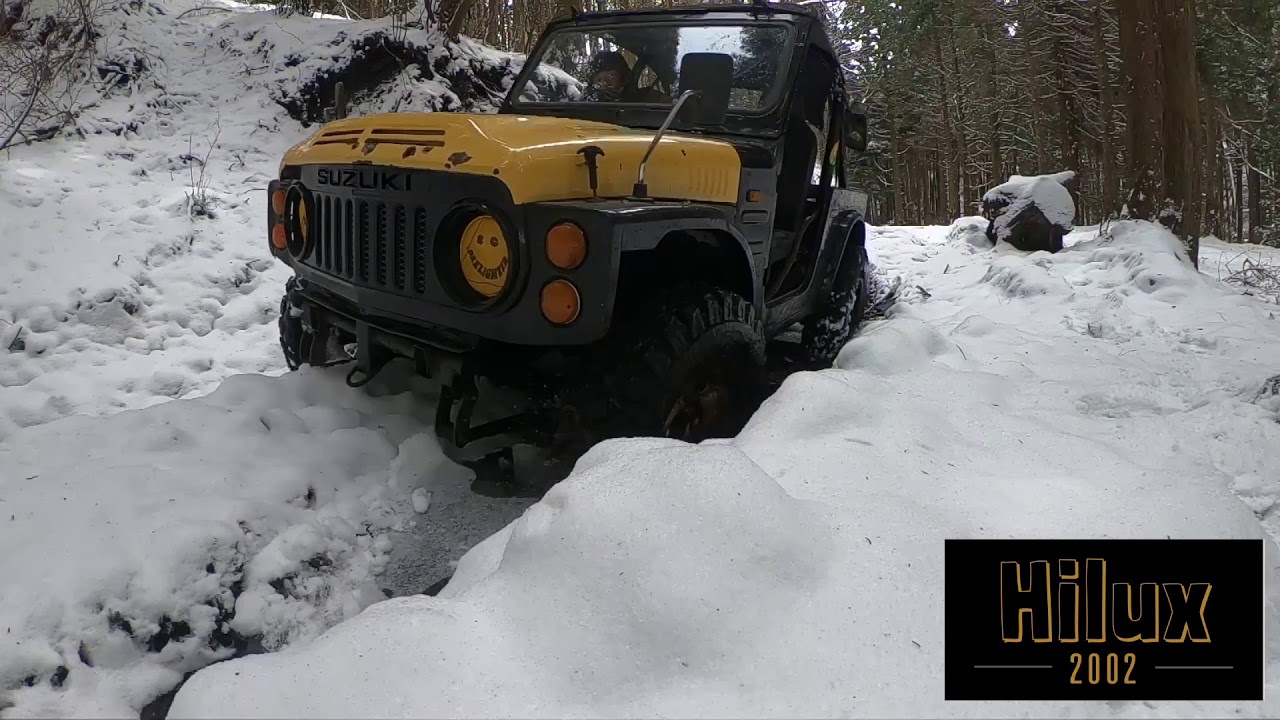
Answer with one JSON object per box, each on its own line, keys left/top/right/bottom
{"left": 281, "top": 113, "right": 741, "bottom": 205}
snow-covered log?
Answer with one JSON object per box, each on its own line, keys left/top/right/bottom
{"left": 981, "top": 170, "right": 1077, "bottom": 253}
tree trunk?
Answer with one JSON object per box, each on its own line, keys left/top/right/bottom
{"left": 890, "top": 108, "right": 906, "bottom": 224}
{"left": 1117, "top": 0, "right": 1163, "bottom": 220}
{"left": 1093, "top": 0, "right": 1118, "bottom": 220}
{"left": 1202, "top": 90, "right": 1222, "bottom": 239}
{"left": 1248, "top": 144, "right": 1262, "bottom": 243}
{"left": 1052, "top": 37, "right": 1082, "bottom": 214}
{"left": 1017, "top": 0, "right": 1048, "bottom": 172}
{"left": 932, "top": 37, "right": 959, "bottom": 221}
{"left": 975, "top": 19, "right": 1002, "bottom": 192}
{"left": 439, "top": 0, "right": 474, "bottom": 35}
{"left": 1235, "top": 156, "right": 1245, "bottom": 243}
{"left": 947, "top": 28, "right": 971, "bottom": 216}
{"left": 1158, "top": 0, "right": 1201, "bottom": 265}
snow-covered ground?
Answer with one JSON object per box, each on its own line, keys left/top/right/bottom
{"left": 4, "top": 2, "right": 1280, "bottom": 718}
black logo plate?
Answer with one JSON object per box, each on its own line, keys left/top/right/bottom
{"left": 944, "top": 539, "right": 1263, "bottom": 701}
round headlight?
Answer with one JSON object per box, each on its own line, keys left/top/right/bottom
{"left": 458, "top": 214, "right": 511, "bottom": 299}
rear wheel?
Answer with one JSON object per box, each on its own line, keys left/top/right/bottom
{"left": 591, "top": 284, "right": 767, "bottom": 444}
{"left": 800, "top": 240, "right": 871, "bottom": 368}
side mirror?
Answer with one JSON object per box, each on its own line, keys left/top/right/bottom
{"left": 676, "top": 52, "right": 733, "bottom": 126}
{"left": 845, "top": 103, "right": 868, "bottom": 152}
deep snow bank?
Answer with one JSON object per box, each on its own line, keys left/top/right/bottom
{"left": 0, "top": 0, "right": 528, "bottom": 438}
{"left": 169, "top": 220, "right": 1280, "bottom": 718}
{"left": 0, "top": 365, "right": 488, "bottom": 716}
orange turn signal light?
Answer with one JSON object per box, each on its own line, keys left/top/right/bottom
{"left": 271, "top": 189, "right": 287, "bottom": 216}
{"left": 271, "top": 222, "right": 287, "bottom": 250}
{"left": 546, "top": 222, "right": 587, "bottom": 270}
{"left": 540, "top": 279, "right": 580, "bottom": 325}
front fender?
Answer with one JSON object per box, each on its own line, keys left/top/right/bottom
{"left": 526, "top": 200, "right": 760, "bottom": 310}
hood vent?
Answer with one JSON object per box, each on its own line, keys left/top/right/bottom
{"left": 363, "top": 127, "right": 446, "bottom": 150}
{"left": 312, "top": 128, "right": 363, "bottom": 147}
{"left": 310, "top": 127, "right": 447, "bottom": 155}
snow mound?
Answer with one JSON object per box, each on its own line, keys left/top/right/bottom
{"left": 170, "top": 358, "right": 1280, "bottom": 718}
{"left": 835, "top": 313, "right": 958, "bottom": 375}
{"left": 0, "top": 0, "right": 529, "bottom": 436}
{"left": 220, "top": 5, "right": 533, "bottom": 125}
{"left": 944, "top": 215, "right": 992, "bottom": 249}
{"left": 0, "top": 366, "right": 473, "bottom": 717}
{"left": 978, "top": 255, "right": 1063, "bottom": 299}
{"left": 1064, "top": 220, "right": 1201, "bottom": 302}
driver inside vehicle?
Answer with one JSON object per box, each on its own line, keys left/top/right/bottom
{"left": 584, "top": 50, "right": 670, "bottom": 103}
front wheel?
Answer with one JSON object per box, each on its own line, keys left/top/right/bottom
{"left": 594, "top": 284, "right": 768, "bottom": 443}
{"left": 278, "top": 276, "right": 350, "bottom": 370}
{"left": 279, "top": 276, "right": 310, "bottom": 370}
{"left": 800, "top": 241, "right": 871, "bottom": 368}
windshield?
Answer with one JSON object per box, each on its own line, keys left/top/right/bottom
{"left": 510, "top": 22, "right": 792, "bottom": 113}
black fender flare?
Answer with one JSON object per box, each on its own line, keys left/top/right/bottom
{"left": 818, "top": 203, "right": 867, "bottom": 297}
{"left": 614, "top": 208, "right": 762, "bottom": 310}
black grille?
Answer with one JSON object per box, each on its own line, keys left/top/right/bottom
{"left": 356, "top": 201, "right": 369, "bottom": 282}
{"left": 393, "top": 207, "right": 406, "bottom": 291}
{"left": 309, "top": 195, "right": 424, "bottom": 294}
{"left": 413, "top": 208, "right": 428, "bottom": 294}
{"left": 375, "top": 205, "right": 387, "bottom": 287}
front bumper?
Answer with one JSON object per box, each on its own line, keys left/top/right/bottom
{"left": 285, "top": 277, "right": 550, "bottom": 450}
{"left": 286, "top": 275, "right": 469, "bottom": 378}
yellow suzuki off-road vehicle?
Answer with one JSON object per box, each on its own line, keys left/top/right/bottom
{"left": 266, "top": 1, "right": 871, "bottom": 472}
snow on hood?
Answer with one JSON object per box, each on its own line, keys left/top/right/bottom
{"left": 165, "top": 220, "right": 1280, "bottom": 719}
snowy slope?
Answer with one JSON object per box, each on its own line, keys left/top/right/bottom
{"left": 0, "top": 0, "right": 525, "bottom": 439}
{"left": 160, "top": 220, "right": 1280, "bottom": 719}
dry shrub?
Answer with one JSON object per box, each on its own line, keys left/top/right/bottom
{"left": 272, "top": 0, "right": 418, "bottom": 19}
{"left": 1220, "top": 249, "right": 1280, "bottom": 305}
{"left": 0, "top": 0, "right": 99, "bottom": 151}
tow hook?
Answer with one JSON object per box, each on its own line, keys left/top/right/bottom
{"left": 345, "top": 320, "right": 391, "bottom": 388}
{"left": 435, "top": 370, "right": 539, "bottom": 449}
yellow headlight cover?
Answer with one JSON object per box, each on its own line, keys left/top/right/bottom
{"left": 459, "top": 215, "right": 510, "bottom": 299}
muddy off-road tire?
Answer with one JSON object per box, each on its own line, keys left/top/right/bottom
{"left": 279, "top": 277, "right": 309, "bottom": 371}
{"left": 801, "top": 241, "right": 871, "bottom": 368}
{"left": 592, "top": 284, "right": 768, "bottom": 443}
